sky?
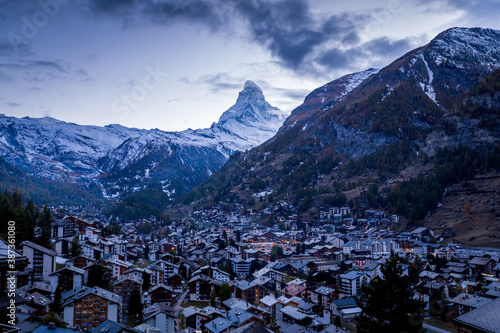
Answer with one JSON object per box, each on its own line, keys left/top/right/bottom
{"left": 0, "top": 0, "right": 499, "bottom": 132}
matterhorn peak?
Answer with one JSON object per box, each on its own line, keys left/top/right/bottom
{"left": 236, "top": 80, "right": 266, "bottom": 103}
{"left": 214, "top": 81, "right": 287, "bottom": 144}
{"left": 244, "top": 80, "right": 261, "bottom": 90}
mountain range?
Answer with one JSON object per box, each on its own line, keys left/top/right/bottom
{"left": 0, "top": 81, "right": 287, "bottom": 203}
{"left": 174, "top": 27, "right": 500, "bottom": 246}
{"left": 1, "top": 26, "right": 500, "bottom": 245}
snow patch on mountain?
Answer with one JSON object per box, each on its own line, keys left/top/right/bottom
{"left": 418, "top": 54, "right": 438, "bottom": 104}
{"left": 0, "top": 81, "right": 287, "bottom": 196}
{"left": 429, "top": 27, "right": 500, "bottom": 69}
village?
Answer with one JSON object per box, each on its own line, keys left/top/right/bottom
{"left": 2, "top": 200, "right": 500, "bottom": 333}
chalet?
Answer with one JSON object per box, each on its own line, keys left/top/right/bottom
{"left": 233, "top": 280, "right": 269, "bottom": 305}
{"left": 165, "top": 273, "right": 184, "bottom": 291}
{"left": 273, "top": 263, "right": 305, "bottom": 279}
{"left": 52, "top": 218, "right": 76, "bottom": 238}
{"left": 113, "top": 275, "right": 143, "bottom": 310}
{"left": 61, "top": 286, "right": 121, "bottom": 330}
{"left": 226, "top": 307, "right": 266, "bottom": 328}
{"left": 158, "top": 242, "right": 177, "bottom": 254}
{"left": 149, "top": 284, "right": 175, "bottom": 305}
{"left": 49, "top": 266, "right": 85, "bottom": 293}
{"left": 468, "top": 256, "right": 497, "bottom": 275}
{"left": 188, "top": 275, "right": 212, "bottom": 301}
{"left": 205, "top": 318, "right": 237, "bottom": 333}
{"left": 259, "top": 294, "right": 279, "bottom": 317}
{"left": 26, "top": 292, "right": 51, "bottom": 317}
{"left": 192, "top": 265, "right": 231, "bottom": 282}
{"left": 311, "top": 286, "right": 338, "bottom": 309}
{"left": 450, "top": 293, "right": 492, "bottom": 316}
{"left": 182, "top": 306, "right": 224, "bottom": 332}
{"left": 107, "top": 259, "right": 134, "bottom": 279}
{"left": 331, "top": 298, "right": 362, "bottom": 319}
{"left": 280, "top": 305, "right": 314, "bottom": 327}
{"left": 143, "top": 304, "right": 177, "bottom": 333}
{"left": 454, "top": 298, "right": 500, "bottom": 333}
{"left": 281, "top": 283, "right": 307, "bottom": 299}
{"left": 66, "top": 255, "right": 95, "bottom": 269}
{"left": 230, "top": 258, "right": 254, "bottom": 277}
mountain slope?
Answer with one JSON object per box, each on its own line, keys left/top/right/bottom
{"left": 175, "top": 27, "right": 500, "bottom": 235}
{"left": 0, "top": 81, "right": 287, "bottom": 203}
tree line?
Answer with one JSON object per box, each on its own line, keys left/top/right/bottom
{"left": 0, "top": 188, "right": 53, "bottom": 248}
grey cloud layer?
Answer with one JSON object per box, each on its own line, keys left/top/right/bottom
{"left": 87, "top": 0, "right": 414, "bottom": 75}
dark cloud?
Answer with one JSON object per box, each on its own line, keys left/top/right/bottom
{"left": 144, "top": 1, "right": 226, "bottom": 30}
{"left": 85, "top": 0, "right": 421, "bottom": 76}
{"left": 317, "top": 36, "right": 414, "bottom": 72}
{"left": 233, "top": 0, "right": 365, "bottom": 70}
{"left": 6, "top": 102, "right": 21, "bottom": 107}
{"left": 317, "top": 47, "right": 366, "bottom": 71}
{"left": 89, "top": 0, "right": 229, "bottom": 31}
{"left": 342, "top": 31, "right": 361, "bottom": 46}
{"left": 86, "top": 0, "right": 368, "bottom": 72}
{"left": 364, "top": 37, "right": 413, "bottom": 58}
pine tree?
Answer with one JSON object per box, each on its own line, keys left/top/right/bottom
{"left": 127, "top": 288, "right": 143, "bottom": 325}
{"left": 144, "top": 243, "right": 150, "bottom": 259}
{"left": 295, "top": 243, "right": 301, "bottom": 254}
{"left": 39, "top": 205, "right": 53, "bottom": 249}
{"left": 24, "top": 199, "right": 36, "bottom": 243}
{"left": 210, "top": 288, "right": 217, "bottom": 307}
{"left": 87, "top": 259, "right": 112, "bottom": 290}
{"left": 220, "top": 282, "right": 231, "bottom": 302}
{"left": 142, "top": 271, "right": 151, "bottom": 291}
{"left": 51, "top": 284, "right": 63, "bottom": 314}
{"left": 70, "top": 236, "right": 82, "bottom": 258}
{"left": 356, "top": 252, "right": 425, "bottom": 333}
{"left": 40, "top": 312, "right": 67, "bottom": 328}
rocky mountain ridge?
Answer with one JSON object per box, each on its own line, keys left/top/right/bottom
{"left": 0, "top": 81, "right": 287, "bottom": 202}
{"left": 174, "top": 27, "right": 500, "bottom": 245}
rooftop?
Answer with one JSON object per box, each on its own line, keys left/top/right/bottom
{"left": 451, "top": 293, "right": 491, "bottom": 309}
{"left": 21, "top": 241, "right": 58, "bottom": 257}
{"left": 454, "top": 298, "right": 500, "bottom": 332}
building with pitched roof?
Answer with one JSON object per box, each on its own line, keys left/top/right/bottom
{"left": 454, "top": 297, "right": 500, "bottom": 333}
{"left": 21, "top": 241, "right": 58, "bottom": 282}
{"left": 143, "top": 304, "right": 177, "bottom": 333}
{"left": 61, "top": 286, "right": 121, "bottom": 330}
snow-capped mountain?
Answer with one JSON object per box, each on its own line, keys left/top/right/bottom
{"left": 272, "top": 27, "right": 500, "bottom": 156}
{"left": 212, "top": 80, "right": 287, "bottom": 149}
{"left": 0, "top": 81, "right": 287, "bottom": 199}
{"left": 184, "top": 27, "right": 500, "bottom": 210}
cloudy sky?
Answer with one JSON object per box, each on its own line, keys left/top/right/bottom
{"left": 1, "top": 0, "right": 499, "bottom": 132}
